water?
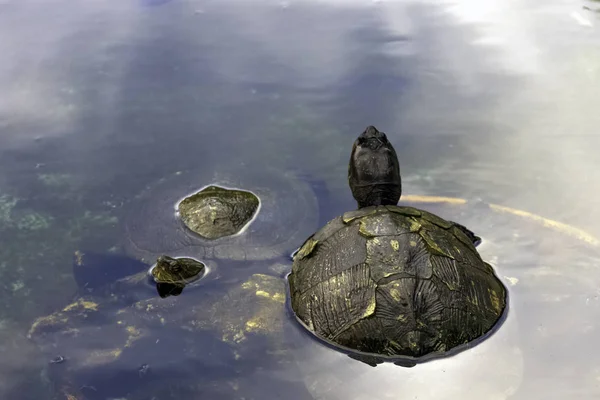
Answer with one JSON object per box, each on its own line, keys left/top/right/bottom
{"left": 1, "top": 0, "right": 600, "bottom": 398}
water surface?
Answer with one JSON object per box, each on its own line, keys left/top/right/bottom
{"left": 1, "top": 0, "right": 600, "bottom": 398}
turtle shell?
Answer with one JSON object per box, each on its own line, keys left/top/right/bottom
{"left": 288, "top": 205, "right": 507, "bottom": 361}
{"left": 177, "top": 185, "right": 259, "bottom": 240}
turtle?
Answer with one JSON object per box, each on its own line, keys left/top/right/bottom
{"left": 149, "top": 254, "right": 206, "bottom": 297}
{"left": 122, "top": 163, "right": 321, "bottom": 264}
{"left": 288, "top": 125, "right": 508, "bottom": 364}
{"left": 72, "top": 251, "right": 209, "bottom": 301}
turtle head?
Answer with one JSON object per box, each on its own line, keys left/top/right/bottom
{"left": 348, "top": 126, "right": 401, "bottom": 209}
{"left": 153, "top": 255, "right": 182, "bottom": 285}
{"left": 155, "top": 255, "right": 179, "bottom": 271}
{"left": 152, "top": 255, "right": 205, "bottom": 288}
{"left": 356, "top": 125, "right": 389, "bottom": 150}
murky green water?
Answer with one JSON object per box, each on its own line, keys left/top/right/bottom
{"left": 1, "top": 0, "right": 600, "bottom": 398}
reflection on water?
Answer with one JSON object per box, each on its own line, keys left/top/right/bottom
{"left": 1, "top": 0, "right": 600, "bottom": 398}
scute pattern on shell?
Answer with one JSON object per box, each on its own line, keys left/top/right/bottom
{"left": 178, "top": 185, "right": 259, "bottom": 240}
{"left": 289, "top": 205, "right": 507, "bottom": 360}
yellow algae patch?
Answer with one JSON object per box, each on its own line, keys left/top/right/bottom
{"left": 126, "top": 326, "right": 140, "bottom": 335}
{"left": 295, "top": 238, "right": 318, "bottom": 259}
{"left": 192, "top": 273, "right": 287, "bottom": 350}
{"left": 343, "top": 207, "right": 377, "bottom": 223}
{"left": 358, "top": 221, "right": 374, "bottom": 237}
{"left": 420, "top": 230, "right": 454, "bottom": 259}
{"left": 219, "top": 328, "right": 247, "bottom": 344}
{"left": 390, "top": 239, "right": 399, "bottom": 251}
{"left": 408, "top": 218, "right": 421, "bottom": 233}
{"left": 245, "top": 316, "right": 271, "bottom": 333}
{"left": 243, "top": 293, "right": 286, "bottom": 335}
{"left": 125, "top": 325, "right": 143, "bottom": 347}
{"left": 232, "top": 330, "right": 246, "bottom": 343}
{"left": 85, "top": 348, "right": 123, "bottom": 366}
{"left": 63, "top": 299, "right": 98, "bottom": 312}
{"left": 241, "top": 274, "right": 286, "bottom": 303}
{"left": 254, "top": 290, "right": 286, "bottom": 303}
{"left": 362, "top": 296, "right": 376, "bottom": 318}
{"left": 489, "top": 289, "right": 503, "bottom": 315}
{"left": 27, "top": 314, "right": 69, "bottom": 338}
{"left": 272, "top": 292, "right": 285, "bottom": 303}
{"left": 246, "top": 320, "right": 259, "bottom": 330}
{"left": 243, "top": 312, "right": 277, "bottom": 336}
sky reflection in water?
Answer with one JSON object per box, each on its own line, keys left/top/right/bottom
{"left": 1, "top": 0, "right": 600, "bottom": 398}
